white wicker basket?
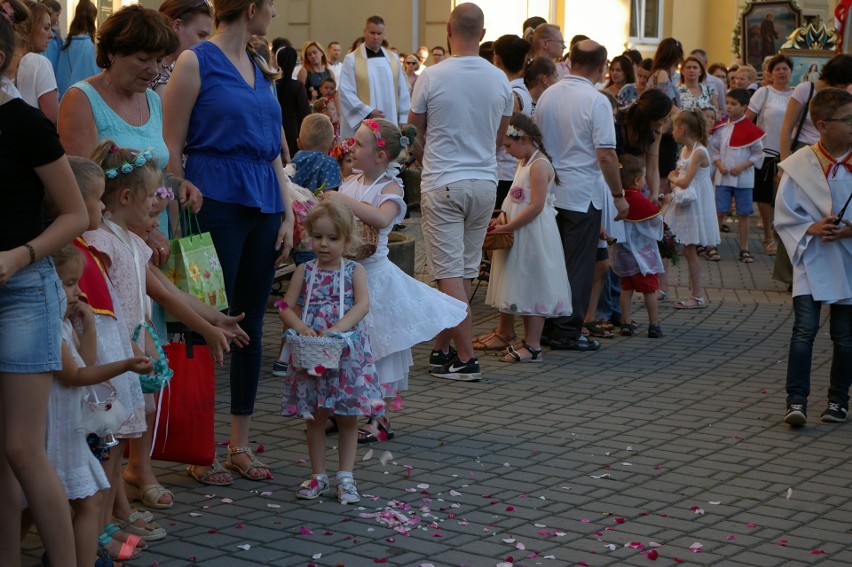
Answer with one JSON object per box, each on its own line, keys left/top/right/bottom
{"left": 287, "top": 334, "right": 347, "bottom": 374}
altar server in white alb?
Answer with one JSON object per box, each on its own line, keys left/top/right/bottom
{"left": 775, "top": 88, "right": 852, "bottom": 428}
{"left": 338, "top": 15, "right": 410, "bottom": 138}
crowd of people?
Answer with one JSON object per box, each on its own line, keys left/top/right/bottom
{"left": 2, "top": 0, "right": 852, "bottom": 564}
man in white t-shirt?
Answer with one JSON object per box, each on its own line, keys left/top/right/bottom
{"left": 534, "top": 39, "right": 628, "bottom": 351}
{"left": 409, "top": 2, "right": 513, "bottom": 381}
{"left": 327, "top": 41, "right": 343, "bottom": 85}
{"left": 338, "top": 15, "right": 410, "bottom": 138}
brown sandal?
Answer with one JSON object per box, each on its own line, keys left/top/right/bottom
{"left": 224, "top": 446, "right": 272, "bottom": 481}
{"left": 472, "top": 330, "right": 516, "bottom": 351}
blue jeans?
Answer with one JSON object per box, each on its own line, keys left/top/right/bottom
{"left": 786, "top": 295, "right": 852, "bottom": 407}
{"left": 197, "top": 199, "right": 281, "bottom": 415}
{"left": 596, "top": 268, "right": 622, "bottom": 323}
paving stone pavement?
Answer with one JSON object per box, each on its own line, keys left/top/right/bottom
{"left": 23, "top": 217, "right": 852, "bottom": 567}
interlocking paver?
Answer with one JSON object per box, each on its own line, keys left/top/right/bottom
{"left": 21, "top": 218, "right": 852, "bottom": 566}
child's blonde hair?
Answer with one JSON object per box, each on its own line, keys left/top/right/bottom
{"left": 53, "top": 242, "right": 83, "bottom": 272}
{"left": 68, "top": 156, "right": 105, "bottom": 199}
{"left": 361, "top": 118, "right": 416, "bottom": 162}
{"left": 91, "top": 140, "right": 159, "bottom": 208}
{"left": 305, "top": 200, "right": 361, "bottom": 258}
{"left": 673, "top": 108, "right": 709, "bottom": 146}
{"left": 299, "top": 114, "right": 335, "bottom": 153}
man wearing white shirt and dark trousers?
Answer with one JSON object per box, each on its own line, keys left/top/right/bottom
{"left": 409, "top": 3, "right": 513, "bottom": 380}
{"left": 535, "top": 40, "right": 629, "bottom": 350}
{"left": 338, "top": 15, "right": 410, "bottom": 138}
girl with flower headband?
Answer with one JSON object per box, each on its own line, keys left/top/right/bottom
{"left": 86, "top": 140, "right": 245, "bottom": 518}
{"left": 478, "top": 112, "right": 572, "bottom": 362}
{"left": 322, "top": 117, "right": 467, "bottom": 442}
{"left": 331, "top": 136, "right": 356, "bottom": 179}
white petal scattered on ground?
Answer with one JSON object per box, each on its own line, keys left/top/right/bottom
{"left": 260, "top": 491, "right": 273, "bottom": 496}
{"left": 708, "top": 501, "right": 721, "bottom": 505}
{"left": 604, "top": 544, "right": 617, "bottom": 551}
{"left": 362, "top": 449, "right": 374, "bottom": 461}
{"left": 496, "top": 563, "right": 513, "bottom": 567}
{"left": 236, "top": 544, "right": 251, "bottom": 551}
{"left": 267, "top": 503, "right": 281, "bottom": 509}
{"left": 502, "top": 538, "right": 516, "bottom": 544}
{"left": 786, "top": 487, "right": 793, "bottom": 499}
{"left": 534, "top": 523, "right": 547, "bottom": 528}
{"left": 380, "top": 451, "right": 393, "bottom": 465}
{"left": 689, "top": 542, "right": 703, "bottom": 552}
{"left": 543, "top": 556, "right": 556, "bottom": 560}
{"left": 503, "top": 462, "right": 511, "bottom": 467}
{"left": 516, "top": 542, "right": 526, "bottom": 550}
{"left": 417, "top": 483, "right": 430, "bottom": 489}
{"left": 591, "top": 474, "right": 611, "bottom": 479}
{"left": 312, "top": 553, "right": 322, "bottom": 559}
{"left": 449, "top": 490, "right": 462, "bottom": 497}
{"left": 189, "top": 512, "right": 202, "bottom": 517}
{"left": 220, "top": 498, "right": 233, "bottom": 504}
{"left": 626, "top": 445, "right": 633, "bottom": 451}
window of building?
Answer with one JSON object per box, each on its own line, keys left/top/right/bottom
{"left": 629, "top": 0, "right": 662, "bottom": 43}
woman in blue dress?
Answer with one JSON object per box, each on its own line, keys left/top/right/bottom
{"left": 163, "top": 0, "right": 294, "bottom": 482}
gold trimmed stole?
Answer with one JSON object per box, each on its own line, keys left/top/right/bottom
{"left": 354, "top": 45, "right": 400, "bottom": 109}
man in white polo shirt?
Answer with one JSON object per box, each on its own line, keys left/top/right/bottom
{"left": 535, "top": 39, "right": 628, "bottom": 351}
{"left": 409, "top": 2, "right": 513, "bottom": 381}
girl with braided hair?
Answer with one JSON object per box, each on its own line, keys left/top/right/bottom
{"left": 480, "top": 112, "right": 572, "bottom": 362}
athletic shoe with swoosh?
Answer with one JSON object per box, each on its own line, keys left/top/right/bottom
{"left": 431, "top": 356, "right": 481, "bottom": 381}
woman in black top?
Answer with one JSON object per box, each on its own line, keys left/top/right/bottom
{"left": 0, "top": 14, "right": 88, "bottom": 564}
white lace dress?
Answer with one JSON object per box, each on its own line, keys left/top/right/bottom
{"left": 486, "top": 153, "right": 572, "bottom": 316}
{"left": 46, "top": 321, "right": 111, "bottom": 500}
{"left": 664, "top": 144, "right": 721, "bottom": 247}
{"left": 340, "top": 172, "right": 467, "bottom": 396}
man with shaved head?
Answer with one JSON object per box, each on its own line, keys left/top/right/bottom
{"left": 535, "top": 39, "right": 629, "bottom": 352}
{"left": 409, "top": 2, "right": 513, "bottom": 381}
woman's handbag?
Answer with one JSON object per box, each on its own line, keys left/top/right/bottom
{"left": 672, "top": 185, "right": 697, "bottom": 206}
{"left": 132, "top": 322, "right": 174, "bottom": 394}
{"left": 791, "top": 82, "right": 815, "bottom": 152}
{"left": 483, "top": 211, "right": 513, "bottom": 250}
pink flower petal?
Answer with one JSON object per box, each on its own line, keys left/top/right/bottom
{"left": 613, "top": 517, "right": 625, "bottom": 524}
{"left": 256, "top": 443, "right": 265, "bottom": 453}
{"left": 299, "top": 526, "right": 313, "bottom": 535}
{"left": 746, "top": 523, "right": 757, "bottom": 528}
{"left": 646, "top": 549, "right": 659, "bottom": 560}
{"left": 726, "top": 535, "right": 736, "bottom": 540}
{"left": 506, "top": 506, "right": 515, "bottom": 511}
{"left": 810, "top": 550, "right": 825, "bottom": 555}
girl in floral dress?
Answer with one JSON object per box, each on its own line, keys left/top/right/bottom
{"left": 279, "top": 200, "right": 382, "bottom": 505}
{"left": 484, "top": 113, "right": 572, "bottom": 362}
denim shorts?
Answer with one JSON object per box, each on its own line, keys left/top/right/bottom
{"left": 0, "top": 257, "right": 65, "bottom": 373}
{"left": 715, "top": 185, "right": 754, "bottom": 215}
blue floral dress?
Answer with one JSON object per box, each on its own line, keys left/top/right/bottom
{"left": 281, "top": 259, "right": 383, "bottom": 417}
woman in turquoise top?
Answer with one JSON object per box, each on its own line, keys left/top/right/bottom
{"left": 164, "top": 0, "right": 294, "bottom": 484}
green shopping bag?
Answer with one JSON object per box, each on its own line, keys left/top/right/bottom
{"left": 161, "top": 212, "right": 228, "bottom": 319}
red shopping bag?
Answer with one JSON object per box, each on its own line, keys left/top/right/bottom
{"left": 149, "top": 341, "right": 216, "bottom": 465}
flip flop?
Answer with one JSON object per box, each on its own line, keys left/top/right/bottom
{"left": 357, "top": 418, "right": 395, "bottom": 443}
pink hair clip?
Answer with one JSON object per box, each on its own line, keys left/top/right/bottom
{"left": 109, "top": 144, "right": 119, "bottom": 152}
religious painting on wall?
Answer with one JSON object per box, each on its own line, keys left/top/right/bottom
{"left": 741, "top": 1, "right": 802, "bottom": 69}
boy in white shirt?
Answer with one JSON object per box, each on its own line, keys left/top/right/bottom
{"left": 776, "top": 88, "right": 852, "bottom": 426}
{"left": 711, "top": 88, "right": 764, "bottom": 263}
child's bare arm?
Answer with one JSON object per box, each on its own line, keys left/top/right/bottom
{"left": 321, "top": 185, "right": 402, "bottom": 229}
{"left": 670, "top": 150, "right": 706, "bottom": 188}
{"left": 149, "top": 267, "right": 249, "bottom": 347}
{"left": 325, "top": 264, "right": 369, "bottom": 334}
{"left": 57, "top": 341, "right": 153, "bottom": 387}
{"left": 145, "top": 267, "right": 230, "bottom": 365}
{"left": 72, "top": 303, "right": 98, "bottom": 366}
{"left": 278, "top": 265, "right": 316, "bottom": 336}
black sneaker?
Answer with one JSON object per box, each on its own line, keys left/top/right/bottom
{"left": 784, "top": 403, "right": 807, "bottom": 426}
{"left": 821, "top": 402, "right": 848, "bottom": 423}
{"left": 429, "top": 346, "right": 457, "bottom": 369}
{"left": 647, "top": 323, "right": 663, "bottom": 338}
{"left": 431, "top": 356, "right": 481, "bottom": 381}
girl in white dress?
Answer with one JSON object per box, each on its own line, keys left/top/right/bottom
{"left": 485, "top": 113, "right": 572, "bottom": 362}
{"left": 49, "top": 244, "right": 153, "bottom": 566}
{"left": 324, "top": 118, "right": 467, "bottom": 441}
{"left": 665, "top": 108, "right": 721, "bottom": 309}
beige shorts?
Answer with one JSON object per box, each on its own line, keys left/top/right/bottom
{"left": 420, "top": 180, "right": 496, "bottom": 280}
